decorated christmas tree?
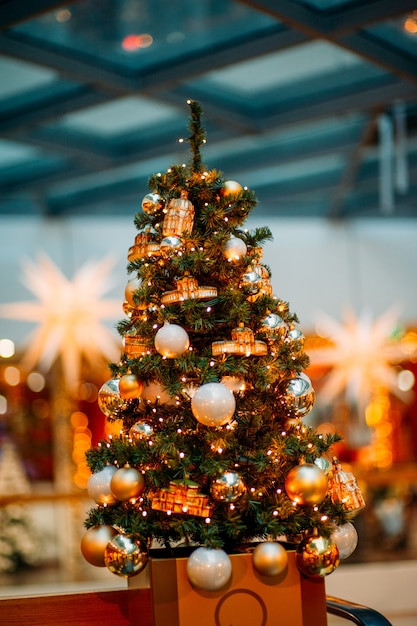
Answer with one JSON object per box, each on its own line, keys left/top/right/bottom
{"left": 81, "top": 101, "right": 364, "bottom": 589}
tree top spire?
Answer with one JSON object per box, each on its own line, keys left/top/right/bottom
{"left": 187, "top": 99, "right": 206, "bottom": 173}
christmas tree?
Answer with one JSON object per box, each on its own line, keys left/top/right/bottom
{"left": 81, "top": 101, "right": 364, "bottom": 587}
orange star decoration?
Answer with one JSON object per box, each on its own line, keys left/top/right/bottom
{"left": 0, "top": 254, "right": 122, "bottom": 389}
{"left": 308, "top": 307, "right": 416, "bottom": 412}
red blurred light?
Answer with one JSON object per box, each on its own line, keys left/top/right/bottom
{"left": 122, "top": 34, "right": 153, "bottom": 51}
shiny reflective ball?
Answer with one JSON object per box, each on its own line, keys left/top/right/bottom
{"left": 191, "top": 382, "right": 236, "bottom": 427}
{"left": 252, "top": 542, "right": 288, "bottom": 577}
{"left": 331, "top": 522, "right": 358, "bottom": 559}
{"left": 285, "top": 372, "right": 315, "bottom": 417}
{"left": 119, "top": 374, "right": 144, "bottom": 399}
{"left": 296, "top": 533, "right": 340, "bottom": 578}
{"left": 80, "top": 525, "right": 118, "bottom": 567}
{"left": 87, "top": 465, "right": 118, "bottom": 505}
{"left": 104, "top": 534, "right": 149, "bottom": 578}
{"left": 129, "top": 420, "right": 154, "bottom": 440}
{"left": 141, "top": 192, "right": 163, "bottom": 215}
{"left": 98, "top": 379, "right": 124, "bottom": 417}
{"left": 110, "top": 465, "right": 145, "bottom": 501}
{"left": 223, "top": 236, "right": 247, "bottom": 261}
{"left": 186, "top": 547, "right": 232, "bottom": 591}
{"left": 154, "top": 323, "right": 190, "bottom": 358}
{"left": 285, "top": 463, "right": 328, "bottom": 506}
{"left": 211, "top": 471, "right": 246, "bottom": 502}
{"left": 222, "top": 180, "right": 243, "bottom": 196}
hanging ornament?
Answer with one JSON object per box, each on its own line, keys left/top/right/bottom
{"left": 296, "top": 532, "right": 340, "bottom": 578}
{"left": 124, "top": 278, "right": 141, "bottom": 308}
{"left": 212, "top": 323, "right": 268, "bottom": 357}
{"left": 314, "top": 457, "right": 332, "bottom": 474}
{"left": 248, "top": 263, "right": 273, "bottom": 301}
{"left": 129, "top": 420, "right": 154, "bottom": 440}
{"left": 98, "top": 378, "right": 125, "bottom": 417}
{"left": 87, "top": 465, "right": 118, "bottom": 505}
{"left": 240, "top": 266, "right": 263, "bottom": 295}
{"left": 252, "top": 542, "right": 288, "bottom": 577}
{"left": 287, "top": 327, "right": 305, "bottom": 352}
{"left": 186, "top": 547, "right": 232, "bottom": 591}
{"left": 127, "top": 229, "right": 160, "bottom": 261}
{"left": 328, "top": 457, "right": 365, "bottom": 515}
{"left": 223, "top": 235, "right": 247, "bottom": 261}
{"left": 221, "top": 180, "right": 243, "bottom": 197}
{"left": 191, "top": 382, "right": 236, "bottom": 427}
{"left": 104, "top": 534, "right": 148, "bottom": 578}
{"left": 141, "top": 381, "right": 176, "bottom": 405}
{"left": 154, "top": 322, "right": 190, "bottom": 358}
{"left": 285, "top": 463, "right": 328, "bottom": 506}
{"left": 210, "top": 470, "right": 246, "bottom": 502}
{"left": 285, "top": 372, "right": 315, "bottom": 417}
{"left": 160, "top": 235, "right": 183, "bottom": 253}
{"left": 151, "top": 478, "right": 212, "bottom": 517}
{"left": 119, "top": 374, "right": 144, "bottom": 399}
{"left": 80, "top": 525, "right": 118, "bottom": 567}
{"left": 141, "top": 192, "right": 164, "bottom": 215}
{"left": 162, "top": 190, "right": 194, "bottom": 237}
{"left": 331, "top": 522, "right": 358, "bottom": 559}
{"left": 161, "top": 274, "right": 217, "bottom": 304}
{"left": 124, "top": 334, "right": 154, "bottom": 358}
{"left": 110, "top": 464, "right": 145, "bottom": 501}
{"left": 261, "top": 312, "right": 288, "bottom": 340}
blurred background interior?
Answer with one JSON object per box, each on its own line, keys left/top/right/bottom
{"left": 1, "top": 1, "right": 417, "bottom": 624}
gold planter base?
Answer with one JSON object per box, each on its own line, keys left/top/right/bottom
{"left": 130, "top": 549, "right": 327, "bottom": 626}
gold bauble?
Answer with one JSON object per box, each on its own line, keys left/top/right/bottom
{"left": 296, "top": 533, "right": 340, "bottom": 578}
{"left": 119, "top": 374, "right": 144, "bottom": 399}
{"left": 285, "top": 463, "right": 328, "bottom": 506}
{"left": 80, "top": 525, "right": 118, "bottom": 567}
{"left": 222, "top": 180, "right": 243, "bottom": 196}
{"left": 110, "top": 465, "right": 145, "bottom": 501}
{"left": 252, "top": 542, "right": 288, "bottom": 577}
{"left": 104, "top": 534, "right": 148, "bottom": 578}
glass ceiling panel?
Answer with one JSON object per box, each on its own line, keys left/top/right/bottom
{"left": 55, "top": 96, "right": 181, "bottom": 137}
{"left": 12, "top": 0, "right": 277, "bottom": 72}
{"left": 365, "top": 14, "right": 417, "bottom": 61}
{"left": 0, "top": 56, "right": 58, "bottom": 99}
{"left": 204, "top": 41, "right": 365, "bottom": 95}
{"left": 0, "top": 140, "right": 41, "bottom": 166}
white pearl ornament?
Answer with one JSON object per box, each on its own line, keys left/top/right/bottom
{"left": 186, "top": 547, "right": 232, "bottom": 591}
{"left": 191, "top": 382, "right": 236, "bottom": 427}
{"left": 154, "top": 322, "right": 190, "bottom": 358}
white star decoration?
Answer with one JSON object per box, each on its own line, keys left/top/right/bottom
{"left": 0, "top": 254, "right": 122, "bottom": 389}
{"left": 308, "top": 307, "right": 412, "bottom": 411}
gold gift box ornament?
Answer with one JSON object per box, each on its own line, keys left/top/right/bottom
{"left": 161, "top": 274, "right": 218, "bottom": 305}
{"left": 151, "top": 478, "right": 213, "bottom": 517}
{"left": 162, "top": 191, "right": 194, "bottom": 238}
{"left": 212, "top": 323, "right": 268, "bottom": 357}
{"left": 124, "top": 334, "right": 154, "bottom": 358}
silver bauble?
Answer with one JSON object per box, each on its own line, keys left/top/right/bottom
{"left": 141, "top": 192, "right": 163, "bottom": 215}
{"left": 211, "top": 471, "right": 246, "bottom": 502}
{"left": 186, "top": 547, "right": 232, "bottom": 591}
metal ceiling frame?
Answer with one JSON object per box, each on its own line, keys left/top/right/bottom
{"left": 0, "top": 0, "right": 416, "bottom": 219}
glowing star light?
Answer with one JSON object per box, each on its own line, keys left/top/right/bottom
{"left": 308, "top": 307, "right": 412, "bottom": 411}
{"left": 0, "top": 254, "right": 121, "bottom": 389}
